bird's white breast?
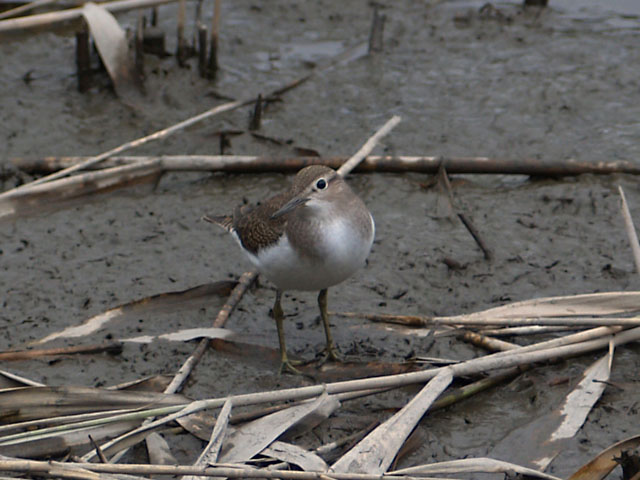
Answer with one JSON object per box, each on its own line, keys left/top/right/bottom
{"left": 247, "top": 213, "right": 374, "bottom": 292}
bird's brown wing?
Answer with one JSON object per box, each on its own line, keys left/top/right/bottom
{"left": 233, "top": 192, "right": 290, "bottom": 254}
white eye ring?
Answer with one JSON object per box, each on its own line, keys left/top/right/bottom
{"left": 316, "top": 178, "right": 327, "bottom": 190}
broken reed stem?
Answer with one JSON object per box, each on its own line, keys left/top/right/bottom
{"left": 248, "top": 94, "right": 262, "bottom": 131}
{"left": 207, "top": 0, "right": 220, "bottom": 78}
{"left": 176, "top": 0, "right": 187, "bottom": 65}
{"left": 135, "top": 11, "right": 144, "bottom": 81}
{"left": 88, "top": 435, "right": 109, "bottom": 464}
{"left": 12, "top": 155, "right": 640, "bottom": 177}
{"left": 193, "top": 0, "right": 202, "bottom": 44}
{"left": 367, "top": 5, "right": 385, "bottom": 54}
{"left": 438, "top": 164, "right": 493, "bottom": 260}
{"left": 75, "top": 22, "right": 91, "bottom": 93}
{"left": 337, "top": 115, "right": 401, "bottom": 176}
{"left": 197, "top": 23, "right": 207, "bottom": 76}
{"left": 80, "top": 326, "right": 640, "bottom": 462}
{"left": 457, "top": 212, "right": 493, "bottom": 260}
{"left": 437, "top": 163, "right": 457, "bottom": 222}
{"left": 0, "top": 342, "right": 122, "bottom": 361}
{"left": 618, "top": 185, "right": 640, "bottom": 274}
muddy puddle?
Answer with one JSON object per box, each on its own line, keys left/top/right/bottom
{"left": 2, "top": 0, "right": 640, "bottom": 476}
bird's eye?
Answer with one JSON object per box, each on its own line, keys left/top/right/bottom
{"left": 316, "top": 178, "right": 327, "bottom": 190}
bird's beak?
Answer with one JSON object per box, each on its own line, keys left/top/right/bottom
{"left": 271, "top": 195, "right": 309, "bottom": 219}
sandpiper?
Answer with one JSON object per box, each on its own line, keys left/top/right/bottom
{"left": 205, "top": 165, "right": 375, "bottom": 373}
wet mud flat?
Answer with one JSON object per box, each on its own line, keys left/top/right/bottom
{"left": 2, "top": 0, "right": 640, "bottom": 477}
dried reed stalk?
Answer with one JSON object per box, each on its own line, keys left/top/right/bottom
{"left": 13, "top": 154, "right": 640, "bottom": 177}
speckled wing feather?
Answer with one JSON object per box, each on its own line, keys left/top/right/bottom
{"left": 232, "top": 191, "right": 290, "bottom": 254}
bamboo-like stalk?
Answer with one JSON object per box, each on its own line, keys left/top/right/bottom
{"left": 12, "top": 154, "right": 640, "bottom": 177}
{"left": 0, "top": 0, "right": 179, "bottom": 33}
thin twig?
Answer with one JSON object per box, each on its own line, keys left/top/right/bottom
{"left": 457, "top": 212, "right": 493, "bottom": 260}
{"left": 437, "top": 163, "right": 492, "bottom": 260}
{"left": 337, "top": 115, "right": 401, "bottom": 176}
{"left": 367, "top": 5, "right": 385, "bottom": 54}
{"left": 436, "top": 163, "right": 457, "bottom": 222}
{"left": 618, "top": 185, "right": 640, "bottom": 274}
{"left": 88, "top": 434, "right": 109, "bottom": 464}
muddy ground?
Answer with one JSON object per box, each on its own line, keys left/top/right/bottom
{"left": 2, "top": 0, "right": 640, "bottom": 476}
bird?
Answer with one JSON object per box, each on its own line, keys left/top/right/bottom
{"left": 204, "top": 165, "right": 375, "bottom": 374}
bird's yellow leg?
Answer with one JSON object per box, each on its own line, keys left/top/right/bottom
{"left": 274, "top": 291, "right": 303, "bottom": 374}
{"left": 318, "top": 288, "right": 341, "bottom": 362}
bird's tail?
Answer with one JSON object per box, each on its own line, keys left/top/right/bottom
{"left": 202, "top": 214, "right": 234, "bottom": 232}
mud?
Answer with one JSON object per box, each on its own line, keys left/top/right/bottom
{"left": 2, "top": 0, "right": 640, "bottom": 476}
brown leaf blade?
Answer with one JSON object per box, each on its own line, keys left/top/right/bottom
{"left": 568, "top": 435, "right": 640, "bottom": 480}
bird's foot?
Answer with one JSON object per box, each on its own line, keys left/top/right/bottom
{"left": 317, "top": 345, "right": 342, "bottom": 365}
{"left": 278, "top": 357, "right": 305, "bottom": 375}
